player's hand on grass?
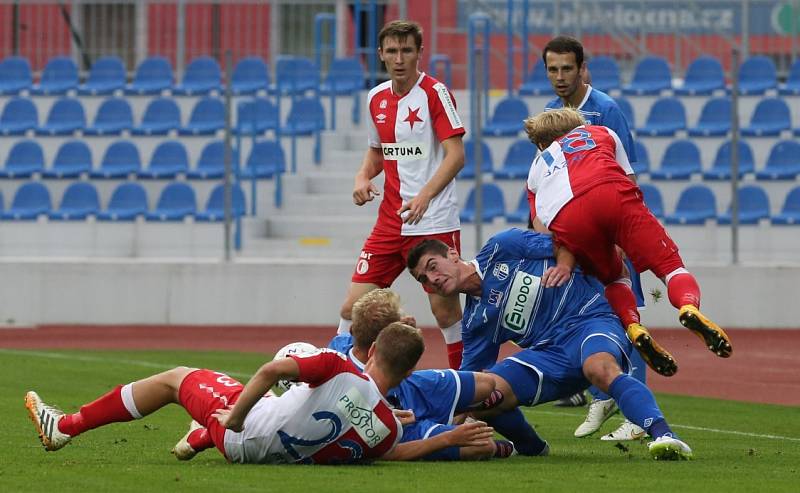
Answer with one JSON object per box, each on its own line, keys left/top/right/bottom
{"left": 211, "top": 405, "right": 243, "bottom": 432}
{"left": 397, "top": 192, "right": 431, "bottom": 225}
{"left": 542, "top": 264, "right": 571, "bottom": 288}
{"left": 447, "top": 420, "right": 494, "bottom": 447}
{"left": 392, "top": 409, "right": 416, "bottom": 425}
{"left": 353, "top": 176, "right": 380, "bottom": 205}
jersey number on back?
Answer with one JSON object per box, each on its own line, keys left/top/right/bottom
{"left": 558, "top": 128, "right": 596, "bottom": 154}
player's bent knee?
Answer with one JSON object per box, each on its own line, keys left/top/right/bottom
{"left": 472, "top": 372, "right": 496, "bottom": 402}
{"left": 582, "top": 354, "right": 622, "bottom": 392}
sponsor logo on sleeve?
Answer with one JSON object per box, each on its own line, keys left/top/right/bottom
{"left": 501, "top": 271, "right": 541, "bottom": 334}
{"left": 434, "top": 82, "right": 463, "bottom": 129}
{"left": 380, "top": 99, "right": 388, "bottom": 109}
{"left": 380, "top": 142, "right": 428, "bottom": 162}
{"left": 337, "top": 387, "right": 390, "bottom": 447}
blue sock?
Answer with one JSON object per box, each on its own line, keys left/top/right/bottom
{"left": 631, "top": 348, "right": 648, "bottom": 384}
{"left": 608, "top": 374, "right": 671, "bottom": 438}
{"left": 487, "top": 409, "right": 547, "bottom": 456}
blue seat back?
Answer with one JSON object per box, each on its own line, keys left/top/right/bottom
{"left": 464, "top": 140, "right": 494, "bottom": 174}
{"left": 781, "top": 187, "right": 800, "bottom": 213}
{"left": 150, "top": 141, "right": 189, "bottom": 169}
{"left": 156, "top": 182, "right": 196, "bottom": 211}
{"left": 205, "top": 183, "right": 246, "bottom": 216}
{"left": 464, "top": 183, "right": 505, "bottom": 220}
{"left": 141, "top": 98, "right": 181, "bottom": 125}
{"left": 237, "top": 98, "right": 279, "bottom": 131}
{"left": 489, "top": 97, "right": 529, "bottom": 126}
{"left": 733, "top": 185, "right": 770, "bottom": 216}
{"left": 54, "top": 140, "right": 92, "bottom": 167}
{"left": 634, "top": 141, "right": 650, "bottom": 170}
{"left": 587, "top": 56, "right": 621, "bottom": 91}
{"left": 108, "top": 182, "right": 148, "bottom": 210}
{"left": 615, "top": 97, "right": 634, "bottom": 127}
{"left": 188, "top": 97, "right": 225, "bottom": 124}
{"left": 86, "top": 56, "right": 125, "bottom": 85}
{"left": 182, "top": 56, "right": 221, "bottom": 86}
{"left": 739, "top": 56, "right": 777, "bottom": 86}
{"left": 697, "top": 97, "right": 731, "bottom": 124}
{"left": 198, "top": 141, "right": 225, "bottom": 168}
{"left": 247, "top": 140, "right": 286, "bottom": 173}
{"left": 39, "top": 57, "right": 78, "bottom": 88}
{"left": 6, "top": 140, "right": 44, "bottom": 167}
{"left": 661, "top": 139, "right": 701, "bottom": 169}
{"left": 713, "top": 140, "right": 754, "bottom": 170}
{"left": 275, "top": 56, "right": 319, "bottom": 93}
{"left": 631, "top": 56, "right": 671, "bottom": 86}
{"left": 645, "top": 97, "right": 686, "bottom": 126}
{"left": 94, "top": 98, "right": 133, "bottom": 125}
{"left": 767, "top": 140, "right": 800, "bottom": 168}
{"left": 639, "top": 183, "right": 664, "bottom": 217}
{"left": 102, "top": 141, "right": 141, "bottom": 168}
{"left": 683, "top": 56, "right": 724, "bottom": 87}
{"left": 232, "top": 57, "right": 269, "bottom": 88}
{"left": 1, "top": 56, "right": 32, "bottom": 85}
{"left": 133, "top": 57, "right": 173, "bottom": 85}
{"left": 750, "top": 97, "right": 791, "bottom": 126}
{"left": 503, "top": 139, "right": 537, "bottom": 168}
{"left": 59, "top": 182, "right": 100, "bottom": 210}
{"left": 324, "top": 57, "right": 365, "bottom": 91}
{"left": 521, "top": 60, "right": 549, "bottom": 86}
{"left": 12, "top": 182, "right": 51, "bottom": 210}
{"left": 675, "top": 185, "right": 716, "bottom": 215}
{"left": 286, "top": 97, "right": 325, "bottom": 129}
{"left": 47, "top": 98, "right": 85, "bottom": 126}
{"left": 1, "top": 97, "right": 37, "bottom": 125}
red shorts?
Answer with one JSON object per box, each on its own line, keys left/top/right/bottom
{"left": 178, "top": 369, "right": 245, "bottom": 458}
{"left": 548, "top": 181, "right": 683, "bottom": 284}
{"left": 351, "top": 229, "right": 461, "bottom": 293}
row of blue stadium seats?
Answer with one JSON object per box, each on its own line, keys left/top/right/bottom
{"left": 1, "top": 139, "right": 285, "bottom": 179}
{"left": 519, "top": 55, "right": 800, "bottom": 96}
{"left": 0, "top": 181, "right": 244, "bottom": 222}
{"left": 0, "top": 55, "right": 364, "bottom": 96}
{"left": 483, "top": 95, "right": 800, "bottom": 138}
{"left": 0, "top": 96, "right": 324, "bottom": 136}
{"left": 461, "top": 183, "right": 800, "bottom": 226}
{"left": 459, "top": 139, "right": 800, "bottom": 181}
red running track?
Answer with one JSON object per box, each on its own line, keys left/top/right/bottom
{"left": 1, "top": 325, "right": 797, "bottom": 406}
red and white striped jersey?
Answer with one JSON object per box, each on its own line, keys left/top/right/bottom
{"left": 223, "top": 349, "right": 401, "bottom": 465}
{"left": 527, "top": 125, "right": 634, "bottom": 226}
{"left": 367, "top": 72, "right": 465, "bottom": 236}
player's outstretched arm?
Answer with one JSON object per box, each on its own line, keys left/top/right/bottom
{"left": 212, "top": 357, "right": 300, "bottom": 432}
{"left": 381, "top": 420, "right": 494, "bottom": 461}
{"left": 353, "top": 147, "right": 384, "bottom": 206}
{"left": 542, "top": 243, "right": 577, "bottom": 288}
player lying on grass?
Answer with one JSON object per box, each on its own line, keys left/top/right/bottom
{"left": 407, "top": 228, "right": 693, "bottom": 460}
{"left": 329, "top": 288, "right": 518, "bottom": 460}
{"left": 524, "top": 107, "right": 732, "bottom": 377}
{"left": 25, "top": 323, "right": 496, "bottom": 464}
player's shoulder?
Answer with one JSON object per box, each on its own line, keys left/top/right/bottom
{"left": 367, "top": 80, "right": 393, "bottom": 102}
{"left": 586, "top": 87, "right": 620, "bottom": 110}
{"left": 418, "top": 73, "right": 447, "bottom": 93}
{"left": 544, "top": 96, "right": 562, "bottom": 110}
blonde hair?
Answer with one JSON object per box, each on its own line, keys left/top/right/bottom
{"left": 524, "top": 107, "right": 586, "bottom": 149}
{"left": 350, "top": 289, "right": 402, "bottom": 351}
{"left": 374, "top": 322, "right": 425, "bottom": 379}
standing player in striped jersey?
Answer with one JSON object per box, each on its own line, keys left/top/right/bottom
{"left": 338, "top": 20, "right": 467, "bottom": 370}
{"left": 540, "top": 35, "right": 650, "bottom": 440}
{"left": 25, "top": 323, "right": 496, "bottom": 464}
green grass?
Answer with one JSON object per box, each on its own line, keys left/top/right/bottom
{"left": 2, "top": 348, "right": 798, "bottom": 492}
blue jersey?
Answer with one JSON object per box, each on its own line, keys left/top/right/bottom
{"left": 545, "top": 86, "right": 637, "bottom": 165}
{"left": 460, "top": 228, "right": 618, "bottom": 371}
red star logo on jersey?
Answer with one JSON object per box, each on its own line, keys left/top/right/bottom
{"left": 404, "top": 107, "right": 423, "bottom": 130}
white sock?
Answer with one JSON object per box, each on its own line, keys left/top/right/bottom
{"left": 337, "top": 318, "right": 353, "bottom": 335}
{"left": 121, "top": 383, "right": 143, "bottom": 419}
{"left": 440, "top": 321, "right": 462, "bottom": 344}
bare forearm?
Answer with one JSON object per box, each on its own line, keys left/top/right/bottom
{"left": 227, "top": 367, "right": 278, "bottom": 425}
{"left": 383, "top": 433, "right": 454, "bottom": 461}
{"left": 419, "top": 137, "right": 464, "bottom": 200}
{"left": 356, "top": 148, "right": 384, "bottom": 181}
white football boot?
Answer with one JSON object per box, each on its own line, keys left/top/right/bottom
{"left": 172, "top": 420, "right": 205, "bottom": 461}
{"left": 24, "top": 391, "right": 72, "bottom": 451}
{"left": 574, "top": 398, "right": 618, "bottom": 437}
{"left": 648, "top": 435, "right": 693, "bottom": 460}
{"left": 600, "top": 419, "right": 648, "bottom": 441}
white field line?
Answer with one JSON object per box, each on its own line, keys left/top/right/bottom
{"left": 5, "top": 348, "right": 800, "bottom": 443}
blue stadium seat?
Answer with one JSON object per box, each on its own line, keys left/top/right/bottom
{"left": 675, "top": 56, "right": 725, "bottom": 95}
{"left": 0, "top": 140, "right": 44, "bottom": 178}
{"left": 90, "top": 140, "right": 142, "bottom": 179}
{"left": 85, "top": 98, "right": 133, "bottom": 135}
{"left": 779, "top": 58, "right": 800, "bottom": 95}
{"left": 494, "top": 139, "right": 537, "bottom": 179}
{"left": 636, "top": 97, "right": 686, "bottom": 136}
{"left": 36, "top": 97, "right": 85, "bottom": 135}
{"left": 460, "top": 183, "right": 506, "bottom": 223}
{"left": 616, "top": 96, "right": 635, "bottom": 128}
{"left": 237, "top": 98, "right": 279, "bottom": 134}
{"left": 126, "top": 56, "right": 173, "bottom": 95}
{"left": 43, "top": 140, "right": 93, "bottom": 179}
{"left": 139, "top": 141, "right": 189, "bottom": 179}
{"left": 1, "top": 182, "right": 51, "bottom": 220}
{"left": 241, "top": 140, "right": 286, "bottom": 178}
{"left": 195, "top": 183, "right": 247, "bottom": 222}
{"left": 78, "top": 56, "right": 126, "bottom": 95}
{"left": 505, "top": 188, "right": 531, "bottom": 224}
{"left": 702, "top": 140, "right": 755, "bottom": 180}
{"left": 48, "top": 182, "right": 100, "bottom": 220}
{"left": 688, "top": 97, "right": 731, "bottom": 137}
{"left": 639, "top": 183, "right": 664, "bottom": 218}
{"left": 741, "top": 98, "right": 791, "bottom": 137}
{"left": 188, "top": 141, "right": 228, "bottom": 179}
{"left": 650, "top": 140, "right": 702, "bottom": 180}
{"left": 31, "top": 57, "right": 78, "bottom": 95}
{"left": 231, "top": 56, "right": 270, "bottom": 95}
{"left": 145, "top": 182, "right": 196, "bottom": 221}
{"left": 97, "top": 182, "right": 149, "bottom": 221}
{"left": 623, "top": 56, "right": 672, "bottom": 95}
{"left": 587, "top": 56, "right": 621, "bottom": 93}
{"left": 132, "top": 98, "right": 181, "bottom": 136}
{"left": 738, "top": 55, "right": 777, "bottom": 95}
{"left": 179, "top": 97, "right": 225, "bottom": 135}
{"left": 483, "top": 97, "right": 529, "bottom": 137}
{"left": 756, "top": 140, "right": 800, "bottom": 180}
{"left": 0, "top": 56, "right": 32, "bottom": 94}
{"left": 458, "top": 140, "right": 494, "bottom": 179}
{"left": 518, "top": 60, "right": 551, "bottom": 96}
{"left": 0, "top": 97, "right": 38, "bottom": 135}
{"left": 664, "top": 185, "right": 717, "bottom": 225}
{"left": 282, "top": 97, "right": 325, "bottom": 135}
{"left": 273, "top": 56, "right": 319, "bottom": 95}
{"left": 717, "top": 185, "right": 770, "bottom": 225}
{"left": 320, "top": 57, "right": 365, "bottom": 95}
{"left": 631, "top": 141, "right": 650, "bottom": 175}
{"left": 173, "top": 56, "right": 222, "bottom": 95}
{"left": 771, "top": 186, "right": 800, "bottom": 225}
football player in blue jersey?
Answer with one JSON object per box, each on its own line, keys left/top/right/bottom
{"left": 542, "top": 35, "right": 654, "bottom": 441}
{"left": 407, "top": 229, "right": 693, "bottom": 460}
{"left": 330, "top": 288, "right": 520, "bottom": 460}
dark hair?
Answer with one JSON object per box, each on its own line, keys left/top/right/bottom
{"left": 542, "top": 35, "right": 584, "bottom": 69}
{"left": 378, "top": 20, "right": 423, "bottom": 51}
{"left": 374, "top": 322, "right": 425, "bottom": 379}
{"left": 407, "top": 239, "right": 449, "bottom": 271}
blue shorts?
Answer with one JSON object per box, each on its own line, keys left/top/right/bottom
{"left": 488, "top": 315, "right": 633, "bottom": 406}
{"left": 402, "top": 420, "right": 460, "bottom": 461}
{"left": 388, "top": 369, "right": 475, "bottom": 425}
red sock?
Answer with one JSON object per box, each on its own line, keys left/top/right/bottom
{"left": 446, "top": 341, "right": 463, "bottom": 369}
{"left": 58, "top": 385, "right": 136, "bottom": 437}
{"left": 187, "top": 427, "right": 214, "bottom": 452}
{"left": 604, "top": 282, "right": 641, "bottom": 327}
{"left": 667, "top": 273, "right": 701, "bottom": 309}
